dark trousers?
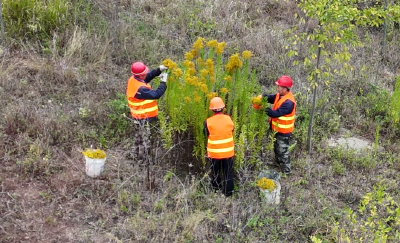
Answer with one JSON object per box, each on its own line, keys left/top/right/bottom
{"left": 274, "top": 133, "right": 291, "bottom": 174}
{"left": 209, "top": 157, "right": 234, "bottom": 196}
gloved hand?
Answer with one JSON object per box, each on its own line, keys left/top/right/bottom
{"left": 159, "top": 72, "right": 168, "bottom": 83}
{"left": 252, "top": 104, "right": 262, "bottom": 110}
{"left": 159, "top": 65, "right": 168, "bottom": 71}
{"left": 265, "top": 107, "right": 271, "bottom": 114}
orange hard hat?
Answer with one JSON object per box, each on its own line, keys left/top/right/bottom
{"left": 209, "top": 97, "right": 225, "bottom": 110}
{"left": 131, "top": 62, "right": 149, "bottom": 76}
{"left": 275, "top": 75, "right": 293, "bottom": 88}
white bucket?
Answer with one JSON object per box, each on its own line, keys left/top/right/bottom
{"left": 260, "top": 180, "right": 281, "bottom": 205}
{"left": 85, "top": 156, "right": 106, "bottom": 177}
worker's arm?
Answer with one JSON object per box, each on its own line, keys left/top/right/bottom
{"left": 263, "top": 94, "right": 277, "bottom": 104}
{"left": 144, "top": 68, "right": 162, "bottom": 83}
{"left": 266, "top": 100, "right": 294, "bottom": 118}
{"left": 135, "top": 83, "right": 167, "bottom": 100}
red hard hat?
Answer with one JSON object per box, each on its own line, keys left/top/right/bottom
{"left": 275, "top": 75, "right": 293, "bottom": 88}
{"left": 131, "top": 62, "right": 149, "bottom": 76}
{"left": 209, "top": 97, "right": 225, "bottom": 110}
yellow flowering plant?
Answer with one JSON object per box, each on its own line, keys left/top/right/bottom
{"left": 256, "top": 177, "right": 276, "bottom": 191}
{"left": 158, "top": 37, "right": 268, "bottom": 168}
{"left": 82, "top": 148, "right": 107, "bottom": 159}
{"left": 251, "top": 95, "right": 264, "bottom": 110}
{"left": 251, "top": 95, "right": 263, "bottom": 105}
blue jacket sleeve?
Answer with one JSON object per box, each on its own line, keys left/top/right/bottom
{"left": 263, "top": 94, "right": 277, "bottom": 104}
{"left": 144, "top": 68, "right": 162, "bottom": 83}
{"left": 135, "top": 82, "right": 167, "bottom": 100}
{"left": 266, "top": 100, "right": 295, "bottom": 118}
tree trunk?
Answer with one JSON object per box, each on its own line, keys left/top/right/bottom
{"left": 307, "top": 45, "right": 322, "bottom": 154}
{"left": 0, "top": 0, "right": 5, "bottom": 46}
{"left": 381, "top": 0, "right": 389, "bottom": 59}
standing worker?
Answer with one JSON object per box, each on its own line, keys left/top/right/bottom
{"left": 204, "top": 97, "right": 235, "bottom": 197}
{"left": 126, "top": 61, "right": 168, "bottom": 163}
{"left": 255, "top": 76, "right": 296, "bottom": 175}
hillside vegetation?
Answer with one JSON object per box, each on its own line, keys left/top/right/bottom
{"left": 1, "top": 0, "right": 400, "bottom": 242}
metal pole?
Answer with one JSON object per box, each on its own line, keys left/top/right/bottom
{"left": 0, "top": 0, "right": 5, "bottom": 46}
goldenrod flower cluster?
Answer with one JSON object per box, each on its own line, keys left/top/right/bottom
{"left": 199, "top": 83, "right": 209, "bottom": 93}
{"left": 220, "top": 87, "right": 229, "bottom": 94}
{"left": 216, "top": 42, "right": 226, "bottom": 54}
{"left": 162, "top": 59, "right": 177, "bottom": 69}
{"left": 256, "top": 177, "right": 276, "bottom": 191}
{"left": 82, "top": 148, "right": 107, "bottom": 159}
{"left": 172, "top": 68, "right": 183, "bottom": 77}
{"left": 200, "top": 69, "right": 209, "bottom": 77}
{"left": 187, "top": 68, "right": 196, "bottom": 75}
{"left": 183, "top": 60, "right": 195, "bottom": 68}
{"left": 205, "top": 58, "right": 215, "bottom": 82}
{"left": 206, "top": 92, "right": 218, "bottom": 99}
{"left": 185, "top": 52, "right": 194, "bottom": 61}
{"left": 206, "top": 39, "right": 218, "bottom": 48}
{"left": 242, "top": 50, "right": 254, "bottom": 59}
{"left": 225, "top": 53, "right": 243, "bottom": 74}
{"left": 184, "top": 74, "right": 198, "bottom": 85}
{"left": 192, "top": 37, "right": 205, "bottom": 50}
{"left": 224, "top": 75, "right": 232, "bottom": 82}
{"left": 251, "top": 95, "right": 263, "bottom": 105}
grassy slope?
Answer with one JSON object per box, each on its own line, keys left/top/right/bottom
{"left": 1, "top": 0, "right": 400, "bottom": 242}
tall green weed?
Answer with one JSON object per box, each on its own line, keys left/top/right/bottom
{"left": 389, "top": 75, "right": 400, "bottom": 127}
{"left": 2, "top": 0, "right": 103, "bottom": 45}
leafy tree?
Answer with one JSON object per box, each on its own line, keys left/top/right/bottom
{"left": 289, "top": 0, "right": 400, "bottom": 154}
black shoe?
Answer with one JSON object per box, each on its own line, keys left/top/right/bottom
{"left": 224, "top": 191, "right": 233, "bottom": 197}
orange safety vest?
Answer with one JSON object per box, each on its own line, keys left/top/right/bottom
{"left": 269, "top": 92, "right": 296, "bottom": 134}
{"left": 126, "top": 76, "right": 158, "bottom": 119}
{"left": 206, "top": 114, "right": 234, "bottom": 159}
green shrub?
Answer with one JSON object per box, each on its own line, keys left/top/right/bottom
{"left": 317, "top": 184, "right": 400, "bottom": 242}
{"left": 355, "top": 83, "right": 390, "bottom": 121}
{"left": 2, "top": 0, "right": 70, "bottom": 40}
{"left": 389, "top": 75, "right": 400, "bottom": 127}
{"left": 107, "top": 93, "right": 131, "bottom": 136}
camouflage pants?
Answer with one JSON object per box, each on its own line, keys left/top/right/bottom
{"left": 274, "top": 134, "right": 291, "bottom": 174}
{"left": 131, "top": 120, "right": 159, "bottom": 165}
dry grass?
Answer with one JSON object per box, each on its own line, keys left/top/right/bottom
{"left": 1, "top": 0, "right": 400, "bottom": 242}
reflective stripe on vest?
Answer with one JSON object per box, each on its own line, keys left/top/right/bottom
{"left": 207, "top": 147, "right": 234, "bottom": 153}
{"left": 270, "top": 92, "right": 296, "bottom": 134}
{"left": 206, "top": 114, "right": 234, "bottom": 159}
{"left": 128, "top": 99, "right": 155, "bottom": 106}
{"left": 126, "top": 76, "right": 158, "bottom": 119}
{"left": 207, "top": 137, "right": 233, "bottom": 145}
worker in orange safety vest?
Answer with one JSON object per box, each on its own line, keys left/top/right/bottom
{"left": 204, "top": 97, "right": 235, "bottom": 197}
{"left": 254, "top": 76, "right": 296, "bottom": 175}
{"left": 126, "top": 61, "right": 168, "bottom": 163}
